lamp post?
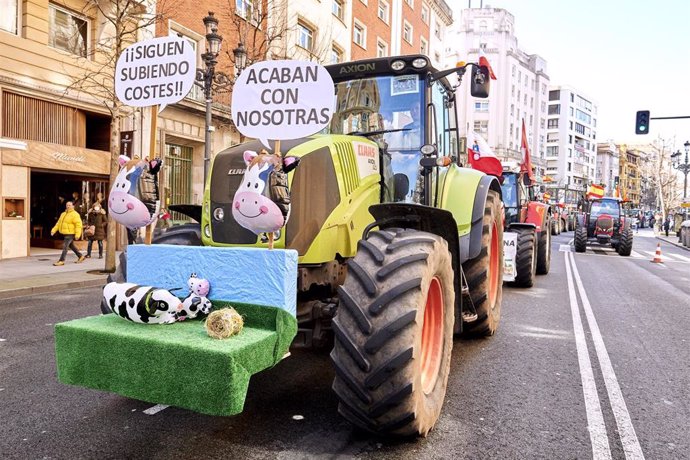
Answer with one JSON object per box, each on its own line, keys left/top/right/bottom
{"left": 196, "top": 11, "right": 248, "bottom": 185}
{"left": 670, "top": 140, "right": 690, "bottom": 201}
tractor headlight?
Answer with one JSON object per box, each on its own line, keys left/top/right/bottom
{"left": 391, "top": 60, "right": 405, "bottom": 71}
{"left": 412, "top": 57, "right": 427, "bottom": 69}
{"left": 420, "top": 144, "right": 436, "bottom": 155}
{"left": 213, "top": 207, "right": 224, "bottom": 222}
{"left": 204, "top": 225, "right": 211, "bottom": 238}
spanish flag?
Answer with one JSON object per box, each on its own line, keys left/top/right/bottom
{"left": 587, "top": 184, "right": 605, "bottom": 199}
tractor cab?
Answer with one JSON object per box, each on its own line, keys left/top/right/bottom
{"left": 500, "top": 161, "right": 537, "bottom": 225}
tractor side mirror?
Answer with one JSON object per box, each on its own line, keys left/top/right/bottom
{"left": 470, "top": 65, "right": 491, "bottom": 99}
{"left": 393, "top": 173, "right": 409, "bottom": 202}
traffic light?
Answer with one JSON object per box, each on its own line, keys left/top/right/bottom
{"left": 635, "top": 110, "right": 650, "bottom": 134}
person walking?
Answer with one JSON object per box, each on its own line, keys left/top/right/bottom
{"left": 664, "top": 215, "right": 671, "bottom": 237}
{"left": 50, "top": 201, "right": 85, "bottom": 266}
{"left": 85, "top": 203, "right": 107, "bottom": 259}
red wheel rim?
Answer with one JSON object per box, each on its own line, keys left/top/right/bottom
{"left": 488, "top": 222, "right": 500, "bottom": 308}
{"left": 421, "top": 277, "right": 444, "bottom": 395}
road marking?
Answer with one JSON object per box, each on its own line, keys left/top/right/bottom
{"left": 559, "top": 244, "right": 572, "bottom": 252}
{"left": 568, "top": 252, "right": 645, "bottom": 460}
{"left": 143, "top": 404, "right": 169, "bottom": 415}
{"left": 630, "top": 251, "right": 645, "bottom": 259}
{"left": 564, "top": 252, "right": 612, "bottom": 460}
{"left": 667, "top": 253, "right": 690, "bottom": 262}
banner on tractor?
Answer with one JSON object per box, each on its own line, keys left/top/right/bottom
{"left": 231, "top": 60, "right": 335, "bottom": 149}
{"left": 503, "top": 232, "right": 517, "bottom": 282}
{"left": 115, "top": 36, "right": 196, "bottom": 111}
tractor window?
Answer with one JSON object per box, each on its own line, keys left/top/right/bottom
{"left": 590, "top": 200, "right": 619, "bottom": 218}
{"left": 501, "top": 174, "right": 518, "bottom": 208}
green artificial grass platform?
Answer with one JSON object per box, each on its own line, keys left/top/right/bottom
{"left": 55, "top": 301, "right": 297, "bottom": 416}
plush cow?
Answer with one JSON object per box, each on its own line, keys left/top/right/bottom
{"left": 176, "top": 295, "right": 213, "bottom": 322}
{"left": 232, "top": 150, "right": 299, "bottom": 248}
{"left": 188, "top": 273, "right": 210, "bottom": 297}
{"left": 108, "top": 155, "right": 162, "bottom": 229}
{"left": 102, "top": 282, "right": 183, "bottom": 324}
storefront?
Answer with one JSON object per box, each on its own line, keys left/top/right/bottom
{"left": 0, "top": 139, "right": 110, "bottom": 259}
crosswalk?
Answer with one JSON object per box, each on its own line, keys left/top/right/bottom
{"left": 560, "top": 244, "right": 690, "bottom": 262}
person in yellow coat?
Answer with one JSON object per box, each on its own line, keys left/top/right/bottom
{"left": 50, "top": 201, "right": 86, "bottom": 266}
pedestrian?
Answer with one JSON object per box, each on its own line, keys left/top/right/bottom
{"left": 85, "top": 203, "right": 107, "bottom": 259}
{"left": 50, "top": 201, "right": 85, "bottom": 266}
{"left": 664, "top": 216, "right": 671, "bottom": 237}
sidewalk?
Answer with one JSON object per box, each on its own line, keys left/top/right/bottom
{"left": 654, "top": 230, "right": 689, "bottom": 251}
{"left": 0, "top": 247, "right": 119, "bottom": 300}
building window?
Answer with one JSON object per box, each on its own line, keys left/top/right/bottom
{"left": 297, "top": 22, "right": 314, "bottom": 51}
{"left": 376, "top": 39, "right": 388, "bottom": 57}
{"left": 1, "top": 0, "right": 18, "bottom": 34}
{"left": 473, "top": 120, "right": 488, "bottom": 134}
{"left": 547, "top": 118, "right": 559, "bottom": 129}
{"left": 404, "top": 0, "right": 413, "bottom": 7}
{"left": 475, "top": 102, "right": 489, "bottom": 112}
{"left": 353, "top": 21, "right": 366, "bottom": 48}
{"left": 548, "top": 104, "right": 560, "bottom": 115}
{"left": 331, "top": 46, "right": 343, "bottom": 64}
{"left": 332, "top": 0, "right": 344, "bottom": 20}
{"left": 377, "top": 0, "right": 389, "bottom": 23}
{"left": 547, "top": 146, "right": 559, "bottom": 157}
{"left": 49, "top": 3, "right": 89, "bottom": 58}
{"left": 403, "top": 21, "right": 412, "bottom": 44}
{"left": 434, "top": 22, "right": 441, "bottom": 39}
{"left": 420, "top": 36, "right": 428, "bottom": 55}
{"left": 421, "top": 4, "right": 429, "bottom": 24}
{"left": 549, "top": 90, "right": 560, "bottom": 101}
{"left": 236, "top": 0, "right": 261, "bottom": 23}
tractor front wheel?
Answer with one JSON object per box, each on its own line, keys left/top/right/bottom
{"left": 536, "top": 218, "right": 551, "bottom": 275}
{"left": 331, "top": 228, "right": 454, "bottom": 437}
{"left": 511, "top": 228, "right": 537, "bottom": 288}
{"left": 574, "top": 226, "right": 588, "bottom": 253}
{"left": 461, "top": 190, "right": 503, "bottom": 336}
{"left": 617, "top": 227, "right": 633, "bottom": 256}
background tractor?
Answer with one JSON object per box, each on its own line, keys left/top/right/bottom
{"left": 574, "top": 196, "right": 633, "bottom": 255}
{"left": 501, "top": 163, "right": 552, "bottom": 287}
{"left": 111, "top": 55, "right": 505, "bottom": 437}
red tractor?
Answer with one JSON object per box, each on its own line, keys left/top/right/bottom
{"left": 501, "top": 164, "right": 552, "bottom": 287}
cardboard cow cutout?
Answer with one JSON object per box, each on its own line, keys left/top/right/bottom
{"left": 109, "top": 155, "right": 162, "bottom": 229}
{"left": 232, "top": 150, "right": 299, "bottom": 248}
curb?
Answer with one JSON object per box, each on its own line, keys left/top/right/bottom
{"left": 655, "top": 235, "right": 690, "bottom": 252}
{"left": 0, "top": 277, "right": 106, "bottom": 301}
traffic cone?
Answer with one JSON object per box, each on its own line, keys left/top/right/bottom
{"left": 651, "top": 243, "right": 663, "bottom": 263}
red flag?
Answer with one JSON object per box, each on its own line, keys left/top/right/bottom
{"left": 478, "top": 48, "right": 497, "bottom": 80}
{"left": 520, "top": 119, "right": 536, "bottom": 182}
{"left": 467, "top": 130, "right": 503, "bottom": 178}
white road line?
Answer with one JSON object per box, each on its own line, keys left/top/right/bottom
{"left": 143, "top": 404, "right": 169, "bottom": 415}
{"left": 630, "top": 251, "right": 645, "bottom": 259}
{"left": 564, "top": 252, "right": 612, "bottom": 460}
{"left": 568, "top": 252, "right": 645, "bottom": 460}
{"left": 667, "top": 253, "right": 690, "bottom": 262}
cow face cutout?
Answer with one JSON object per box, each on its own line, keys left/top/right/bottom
{"left": 108, "top": 155, "right": 162, "bottom": 229}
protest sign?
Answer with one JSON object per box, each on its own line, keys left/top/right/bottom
{"left": 115, "top": 36, "right": 196, "bottom": 111}
{"left": 231, "top": 60, "right": 335, "bottom": 149}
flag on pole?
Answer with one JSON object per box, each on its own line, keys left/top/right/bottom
{"left": 520, "top": 119, "right": 536, "bottom": 183}
{"left": 613, "top": 186, "right": 620, "bottom": 198}
{"left": 467, "top": 130, "right": 503, "bottom": 179}
{"left": 586, "top": 184, "right": 605, "bottom": 199}
{"left": 478, "top": 48, "right": 497, "bottom": 80}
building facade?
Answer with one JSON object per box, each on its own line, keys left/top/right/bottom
{"left": 445, "top": 7, "right": 550, "bottom": 175}
{"left": 617, "top": 145, "right": 642, "bottom": 207}
{"left": 545, "top": 86, "right": 598, "bottom": 193}
{"left": 595, "top": 141, "right": 620, "bottom": 196}
{"left": 0, "top": 0, "right": 137, "bottom": 259}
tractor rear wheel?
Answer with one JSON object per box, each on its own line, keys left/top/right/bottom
{"left": 461, "top": 190, "right": 503, "bottom": 336}
{"left": 331, "top": 229, "right": 454, "bottom": 437}
{"left": 511, "top": 228, "right": 536, "bottom": 288}
{"left": 574, "top": 226, "right": 588, "bottom": 253}
{"left": 536, "top": 218, "right": 551, "bottom": 275}
{"left": 617, "top": 227, "right": 633, "bottom": 256}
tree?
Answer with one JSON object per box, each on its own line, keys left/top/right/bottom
{"left": 62, "top": 0, "right": 177, "bottom": 272}
{"left": 640, "top": 136, "right": 680, "bottom": 221}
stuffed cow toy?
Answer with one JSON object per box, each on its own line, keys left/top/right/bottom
{"left": 232, "top": 150, "right": 299, "bottom": 249}
{"left": 108, "top": 155, "right": 162, "bottom": 229}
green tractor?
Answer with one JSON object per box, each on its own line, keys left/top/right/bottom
{"left": 134, "top": 55, "right": 504, "bottom": 437}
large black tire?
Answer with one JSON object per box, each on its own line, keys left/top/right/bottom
{"left": 461, "top": 190, "right": 503, "bottom": 336}
{"left": 331, "top": 228, "right": 455, "bottom": 437}
{"left": 617, "top": 227, "right": 633, "bottom": 256}
{"left": 574, "top": 226, "right": 587, "bottom": 253}
{"left": 536, "top": 218, "right": 551, "bottom": 275}
{"left": 511, "top": 228, "right": 536, "bottom": 288}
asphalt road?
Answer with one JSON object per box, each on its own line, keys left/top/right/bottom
{"left": 1, "top": 227, "right": 689, "bottom": 459}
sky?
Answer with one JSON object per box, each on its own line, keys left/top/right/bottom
{"left": 452, "top": 0, "right": 690, "bottom": 152}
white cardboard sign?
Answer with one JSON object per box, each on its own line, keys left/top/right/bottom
{"left": 115, "top": 36, "right": 196, "bottom": 111}
{"left": 231, "top": 60, "right": 335, "bottom": 149}
{"left": 503, "top": 231, "right": 517, "bottom": 282}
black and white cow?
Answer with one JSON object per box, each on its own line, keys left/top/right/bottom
{"left": 175, "top": 295, "right": 213, "bottom": 321}
{"left": 102, "top": 282, "right": 182, "bottom": 324}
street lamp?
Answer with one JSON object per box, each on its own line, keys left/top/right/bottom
{"left": 196, "top": 12, "right": 248, "bottom": 185}
{"left": 670, "top": 140, "right": 690, "bottom": 201}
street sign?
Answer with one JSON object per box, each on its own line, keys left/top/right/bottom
{"left": 120, "top": 130, "right": 134, "bottom": 157}
{"left": 231, "top": 60, "right": 335, "bottom": 149}
{"left": 115, "top": 36, "right": 196, "bottom": 110}
{"left": 681, "top": 201, "right": 690, "bottom": 208}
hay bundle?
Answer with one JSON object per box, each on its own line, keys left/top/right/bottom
{"left": 205, "top": 308, "right": 244, "bottom": 339}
